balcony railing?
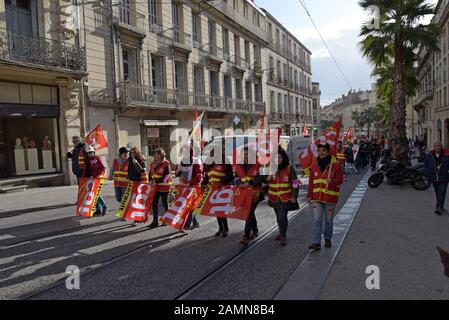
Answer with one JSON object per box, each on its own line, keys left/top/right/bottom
{"left": 172, "top": 27, "right": 192, "bottom": 49}
{"left": 0, "top": 29, "right": 85, "bottom": 71}
{"left": 414, "top": 84, "right": 434, "bottom": 107}
{"left": 118, "top": 82, "right": 263, "bottom": 113}
{"left": 112, "top": 4, "right": 146, "bottom": 36}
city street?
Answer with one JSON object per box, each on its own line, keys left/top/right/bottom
{"left": 1, "top": 171, "right": 363, "bottom": 300}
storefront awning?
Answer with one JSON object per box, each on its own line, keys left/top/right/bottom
{"left": 142, "top": 120, "right": 179, "bottom": 126}
{"left": 0, "top": 104, "right": 59, "bottom": 118}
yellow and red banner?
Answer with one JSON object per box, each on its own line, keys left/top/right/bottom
{"left": 193, "top": 186, "right": 253, "bottom": 221}
{"left": 76, "top": 178, "right": 105, "bottom": 217}
{"left": 160, "top": 186, "right": 203, "bottom": 230}
{"left": 116, "top": 182, "right": 156, "bottom": 222}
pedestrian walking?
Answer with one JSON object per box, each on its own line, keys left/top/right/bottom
{"left": 83, "top": 145, "right": 107, "bottom": 216}
{"left": 148, "top": 147, "right": 172, "bottom": 229}
{"left": 66, "top": 136, "right": 86, "bottom": 184}
{"left": 423, "top": 141, "right": 449, "bottom": 216}
{"left": 336, "top": 141, "right": 346, "bottom": 175}
{"left": 234, "top": 145, "right": 264, "bottom": 246}
{"left": 128, "top": 147, "right": 148, "bottom": 225}
{"left": 176, "top": 143, "right": 203, "bottom": 231}
{"left": 369, "top": 139, "right": 381, "bottom": 171}
{"left": 109, "top": 147, "right": 129, "bottom": 203}
{"left": 344, "top": 142, "right": 358, "bottom": 174}
{"left": 202, "top": 147, "right": 234, "bottom": 238}
{"left": 307, "top": 143, "right": 344, "bottom": 251}
{"left": 266, "top": 147, "right": 300, "bottom": 247}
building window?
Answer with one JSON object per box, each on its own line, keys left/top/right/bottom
{"left": 210, "top": 70, "right": 219, "bottom": 96}
{"left": 278, "top": 93, "right": 282, "bottom": 113}
{"left": 151, "top": 54, "right": 164, "bottom": 88}
{"left": 175, "top": 61, "right": 187, "bottom": 91}
{"left": 222, "top": 27, "right": 230, "bottom": 55}
{"left": 6, "top": 0, "right": 37, "bottom": 35}
{"left": 208, "top": 20, "right": 216, "bottom": 49}
{"left": 192, "top": 13, "right": 201, "bottom": 43}
{"left": 270, "top": 91, "right": 275, "bottom": 113}
{"left": 122, "top": 47, "right": 137, "bottom": 82}
{"left": 245, "top": 81, "right": 252, "bottom": 101}
{"left": 148, "top": 0, "right": 158, "bottom": 26}
{"left": 235, "top": 78, "right": 243, "bottom": 99}
{"left": 223, "top": 75, "right": 232, "bottom": 98}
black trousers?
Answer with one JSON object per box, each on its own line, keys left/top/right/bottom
{"left": 152, "top": 191, "right": 168, "bottom": 221}
{"left": 274, "top": 206, "right": 288, "bottom": 237}
{"left": 244, "top": 200, "right": 259, "bottom": 238}
{"left": 217, "top": 217, "right": 229, "bottom": 231}
{"left": 371, "top": 155, "right": 378, "bottom": 170}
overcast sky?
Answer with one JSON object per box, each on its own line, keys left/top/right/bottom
{"left": 255, "top": 0, "right": 438, "bottom": 106}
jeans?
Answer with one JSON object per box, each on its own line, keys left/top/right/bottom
{"left": 274, "top": 206, "right": 288, "bottom": 237}
{"left": 114, "top": 187, "right": 127, "bottom": 203}
{"left": 244, "top": 200, "right": 259, "bottom": 238}
{"left": 432, "top": 182, "right": 448, "bottom": 210}
{"left": 96, "top": 196, "right": 107, "bottom": 212}
{"left": 152, "top": 191, "right": 169, "bottom": 221}
{"left": 312, "top": 201, "right": 335, "bottom": 244}
{"left": 184, "top": 211, "right": 200, "bottom": 229}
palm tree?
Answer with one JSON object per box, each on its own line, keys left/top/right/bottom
{"left": 359, "top": 0, "right": 439, "bottom": 162}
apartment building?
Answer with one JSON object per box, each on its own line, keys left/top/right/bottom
{"left": 263, "top": 9, "right": 313, "bottom": 136}
{"left": 82, "top": 0, "right": 269, "bottom": 173}
{"left": 0, "top": 0, "right": 86, "bottom": 185}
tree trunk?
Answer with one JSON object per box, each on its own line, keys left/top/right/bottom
{"left": 391, "top": 41, "right": 409, "bottom": 163}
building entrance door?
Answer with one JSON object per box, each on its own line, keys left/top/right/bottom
{"left": 0, "top": 120, "right": 10, "bottom": 178}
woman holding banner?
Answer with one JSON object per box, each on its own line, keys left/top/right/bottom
{"left": 176, "top": 143, "right": 203, "bottom": 231}
{"left": 148, "top": 147, "right": 172, "bottom": 229}
{"left": 202, "top": 147, "right": 234, "bottom": 238}
{"left": 266, "top": 147, "right": 300, "bottom": 247}
{"left": 127, "top": 147, "right": 149, "bottom": 226}
{"left": 83, "top": 145, "right": 107, "bottom": 216}
{"left": 234, "top": 145, "right": 264, "bottom": 246}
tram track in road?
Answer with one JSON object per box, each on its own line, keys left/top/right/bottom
{"left": 17, "top": 217, "right": 218, "bottom": 300}
{"left": 172, "top": 202, "right": 310, "bottom": 300}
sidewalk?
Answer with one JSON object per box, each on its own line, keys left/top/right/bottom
{"left": 0, "top": 181, "right": 115, "bottom": 214}
{"left": 318, "top": 183, "right": 449, "bottom": 299}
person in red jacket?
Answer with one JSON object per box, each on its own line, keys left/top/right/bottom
{"left": 83, "top": 145, "right": 107, "bottom": 216}
{"left": 307, "top": 143, "right": 344, "bottom": 250}
{"left": 176, "top": 143, "right": 203, "bottom": 230}
{"left": 148, "top": 147, "right": 172, "bottom": 229}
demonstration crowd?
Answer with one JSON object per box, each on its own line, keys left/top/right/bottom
{"left": 67, "top": 135, "right": 345, "bottom": 250}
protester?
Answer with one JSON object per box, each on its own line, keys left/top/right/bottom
{"left": 176, "top": 143, "right": 203, "bottom": 231}
{"left": 307, "top": 143, "right": 344, "bottom": 250}
{"left": 266, "top": 146, "right": 300, "bottom": 247}
{"left": 109, "top": 147, "right": 129, "bottom": 203}
{"left": 423, "top": 141, "right": 449, "bottom": 216}
{"left": 234, "top": 144, "right": 263, "bottom": 246}
{"left": 202, "top": 146, "right": 234, "bottom": 238}
{"left": 336, "top": 141, "right": 346, "bottom": 174}
{"left": 345, "top": 142, "right": 358, "bottom": 174}
{"left": 148, "top": 147, "right": 172, "bottom": 229}
{"left": 128, "top": 147, "right": 148, "bottom": 225}
{"left": 83, "top": 145, "right": 107, "bottom": 216}
{"left": 370, "top": 138, "right": 381, "bottom": 171}
{"left": 66, "top": 136, "right": 86, "bottom": 184}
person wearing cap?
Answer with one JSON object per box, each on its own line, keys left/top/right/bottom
{"left": 307, "top": 143, "right": 343, "bottom": 251}
{"left": 148, "top": 147, "right": 172, "bottom": 229}
{"left": 234, "top": 144, "right": 264, "bottom": 246}
{"left": 83, "top": 145, "right": 108, "bottom": 216}
{"left": 66, "top": 136, "right": 86, "bottom": 184}
{"left": 109, "top": 147, "right": 129, "bottom": 203}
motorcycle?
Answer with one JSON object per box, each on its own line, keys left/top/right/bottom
{"left": 368, "top": 159, "right": 430, "bottom": 190}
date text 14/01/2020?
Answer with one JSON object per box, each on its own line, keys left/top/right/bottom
{"left": 174, "top": 304, "right": 276, "bottom": 317}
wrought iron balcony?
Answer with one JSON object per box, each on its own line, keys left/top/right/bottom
{"left": 117, "top": 82, "right": 263, "bottom": 114}
{"left": 0, "top": 29, "right": 85, "bottom": 71}
{"left": 414, "top": 83, "right": 434, "bottom": 108}
{"left": 112, "top": 4, "right": 146, "bottom": 37}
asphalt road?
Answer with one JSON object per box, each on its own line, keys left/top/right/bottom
{"left": 0, "top": 171, "right": 366, "bottom": 300}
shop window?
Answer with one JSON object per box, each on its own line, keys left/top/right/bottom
{"left": 1, "top": 118, "right": 61, "bottom": 177}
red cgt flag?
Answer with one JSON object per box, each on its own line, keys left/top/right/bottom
{"left": 85, "top": 125, "right": 108, "bottom": 150}
{"left": 299, "top": 120, "right": 342, "bottom": 174}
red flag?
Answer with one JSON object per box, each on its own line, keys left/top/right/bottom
{"left": 76, "top": 178, "right": 105, "bottom": 217}
{"left": 116, "top": 182, "right": 156, "bottom": 223}
{"left": 193, "top": 186, "right": 253, "bottom": 220}
{"left": 160, "top": 186, "right": 203, "bottom": 230}
{"left": 303, "top": 127, "right": 309, "bottom": 135}
{"left": 345, "top": 126, "right": 354, "bottom": 142}
{"left": 299, "top": 120, "right": 342, "bottom": 174}
{"left": 85, "top": 125, "right": 108, "bottom": 150}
